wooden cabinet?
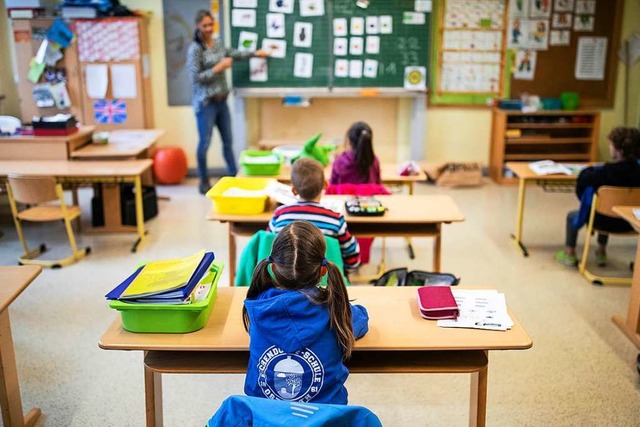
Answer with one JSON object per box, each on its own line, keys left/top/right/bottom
{"left": 11, "top": 17, "right": 153, "bottom": 131}
{"left": 489, "top": 109, "right": 600, "bottom": 184}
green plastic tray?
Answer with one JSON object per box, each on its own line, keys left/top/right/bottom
{"left": 108, "top": 261, "right": 224, "bottom": 333}
{"left": 240, "top": 150, "right": 283, "bottom": 176}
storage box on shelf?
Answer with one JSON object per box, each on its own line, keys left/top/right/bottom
{"left": 489, "top": 109, "right": 600, "bottom": 184}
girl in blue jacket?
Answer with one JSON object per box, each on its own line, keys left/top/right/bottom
{"left": 242, "top": 221, "right": 369, "bottom": 405}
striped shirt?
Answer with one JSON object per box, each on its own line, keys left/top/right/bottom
{"left": 267, "top": 202, "right": 361, "bottom": 270}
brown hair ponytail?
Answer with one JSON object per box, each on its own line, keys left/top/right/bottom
{"left": 242, "top": 259, "right": 275, "bottom": 331}
{"left": 317, "top": 261, "right": 355, "bottom": 359}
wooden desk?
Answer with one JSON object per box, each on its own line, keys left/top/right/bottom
{"left": 0, "top": 126, "right": 94, "bottom": 160}
{"left": 506, "top": 162, "right": 583, "bottom": 256}
{"left": 239, "top": 163, "right": 427, "bottom": 195}
{"left": 99, "top": 287, "right": 532, "bottom": 427}
{"left": 70, "top": 129, "right": 164, "bottom": 160}
{"left": 611, "top": 206, "right": 640, "bottom": 349}
{"left": 208, "top": 195, "right": 464, "bottom": 284}
{"left": 0, "top": 160, "right": 153, "bottom": 252}
{"left": 0, "top": 266, "right": 42, "bottom": 427}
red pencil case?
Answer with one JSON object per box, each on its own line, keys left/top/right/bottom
{"left": 416, "top": 286, "right": 459, "bottom": 320}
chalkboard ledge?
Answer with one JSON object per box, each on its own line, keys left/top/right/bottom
{"left": 235, "top": 88, "right": 426, "bottom": 98}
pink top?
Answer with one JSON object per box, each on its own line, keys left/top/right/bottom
{"left": 330, "top": 151, "right": 381, "bottom": 185}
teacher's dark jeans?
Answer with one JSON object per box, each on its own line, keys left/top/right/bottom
{"left": 195, "top": 99, "right": 237, "bottom": 182}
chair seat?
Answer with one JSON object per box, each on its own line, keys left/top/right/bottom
{"left": 17, "top": 205, "right": 81, "bottom": 222}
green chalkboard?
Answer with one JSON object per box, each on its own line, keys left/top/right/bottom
{"left": 230, "top": 0, "right": 430, "bottom": 89}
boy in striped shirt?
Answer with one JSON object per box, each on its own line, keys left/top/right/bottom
{"left": 267, "top": 158, "right": 361, "bottom": 270}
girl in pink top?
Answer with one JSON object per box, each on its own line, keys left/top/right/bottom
{"left": 330, "top": 122, "right": 381, "bottom": 185}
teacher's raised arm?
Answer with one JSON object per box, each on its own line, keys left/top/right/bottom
{"left": 186, "top": 10, "right": 268, "bottom": 195}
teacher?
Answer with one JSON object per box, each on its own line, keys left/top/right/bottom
{"left": 187, "top": 10, "right": 268, "bottom": 195}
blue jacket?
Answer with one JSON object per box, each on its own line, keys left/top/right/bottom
{"left": 243, "top": 288, "right": 369, "bottom": 404}
{"left": 206, "top": 395, "right": 383, "bottom": 427}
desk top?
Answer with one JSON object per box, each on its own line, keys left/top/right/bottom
{"left": 0, "top": 266, "right": 41, "bottom": 312}
{"left": 506, "top": 161, "right": 586, "bottom": 180}
{"left": 0, "top": 159, "right": 153, "bottom": 177}
{"left": 613, "top": 206, "right": 640, "bottom": 233}
{"left": 0, "top": 126, "right": 95, "bottom": 143}
{"left": 207, "top": 194, "right": 465, "bottom": 224}
{"left": 239, "top": 163, "right": 427, "bottom": 183}
{"left": 71, "top": 129, "right": 165, "bottom": 159}
{"left": 99, "top": 287, "right": 532, "bottom": 352}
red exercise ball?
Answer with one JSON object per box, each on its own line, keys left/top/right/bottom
{"left": 153, "top": 146, "right": 188, "bottom": 185}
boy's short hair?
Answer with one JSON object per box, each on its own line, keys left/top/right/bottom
{"left": 291, "top": 158, "right": 325, "bottom": 200}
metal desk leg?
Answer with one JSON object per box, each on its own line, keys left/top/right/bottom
{"left": 469, "top": 362, "right": 488, "bottom": 427}
{"left": 510, "top": 178, "right": 529, "bottom": 256}
{"left": 144, "top": 363, "right": 163, "bottom": 427}
{"left": 131, "top": 176, "right": 148, "bottom": 253}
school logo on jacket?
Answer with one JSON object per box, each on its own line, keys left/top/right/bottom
{"left": 257, "top": 345, "right": 325, "bottom": 402}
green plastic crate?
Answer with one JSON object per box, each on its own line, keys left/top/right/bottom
{"left": 239, "top": 150, "right": 283, "bottom": 176}
{"left": 108, "top": 261, "right": 224, "bottom": 333}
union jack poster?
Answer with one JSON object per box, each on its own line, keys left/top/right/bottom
{"left": 93, "top": 99, "right": 128, "bottom": 124}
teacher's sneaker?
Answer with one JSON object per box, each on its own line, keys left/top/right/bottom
{"left": 554, "top": 249, "right": 578, "bottom": 267}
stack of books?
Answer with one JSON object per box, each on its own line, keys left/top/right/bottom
{"left": 106, "top": 250, "right": 215, "bottom": 305}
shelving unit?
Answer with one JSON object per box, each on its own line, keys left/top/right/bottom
{"left": 489, "top": 109, "right": 600, "bottom": 184}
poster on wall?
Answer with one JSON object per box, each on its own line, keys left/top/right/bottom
{"left": 162, "top": 0, "right": 223, "bottom": 106}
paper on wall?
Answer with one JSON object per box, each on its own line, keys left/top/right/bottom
{"left": 574, "top": 14, "right": 594, "bottom": 32}
{"left": 85, "top": 64, "right": 109, "bottom": 99}
{"left": 293, "top": 22, "right": 313, "bottom": 48}
{"left": 379, "top": 16, "right": 393, "bottom": 34}
{"left": 238, "top": 31, "right": 259, "bottom": 51}
{"left": 299, "top": 0, "right": 325, "bottom": 17}
{"left": 269, "top": 0, "right": 294, "bottom": 14}
{"left": 550, "top": 30, "right": 571, "bottom": 46}
{"left": 366, "top": 36, "right": 380, "bottom": 54}
{"left": 110, "top": 64, "right": 137, "bottom": 99}
{"left": 575, "top": 37, "right": 607, "bottom": 80}
{"left": 350, "top": 17, "right": 364, "bottom": 35}
{"left": 349, "top": 37, "right": 364, "bottom": 55}
{"left": 414, "top": 0, "right": 432, "bottom": 12}
{"left": 333, "top": 18, "right": 347, "bottom": 36}
{"left": 262, "top": 38, "right": 287, "bottom": 58}
{"left": 514, "top": 49, "right": 537, "bottom": 80}
{"left": 249, "top": 57, "right": 268, "bottom": 81}
{"left": 403, "top": 12, "right": 425, "bottom": 25}
{"left": 294, "top": 52, "right": 313, "bottom": 78}
{"left": 232, "top": 9, "right": 256, "bottom": 27}
{"left": 50, "top": 82, "right": 72, "bottom": 109}
{"left": 233, "top": 0, "right": 257, "bottom": 7}
{"left": 404, "top": 66, "right": 426, "bottom": 91}
{"left": 335, "top": 59, "right": 349, "bottom": 77}
{"left": 363, "top": 59, "right": 378, "bottom": 78}
{"left": 266, "top": 13, "right": 285, "bottom": 38}
{"left": 349, "top": 60, "right": 363, "bottom": 78}
{"left": 365, "top": 16, "right": 379, "bottom": 34}
{"left": 334, "top": 38, "right": 348, "bottom": 56}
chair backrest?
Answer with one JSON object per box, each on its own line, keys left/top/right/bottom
{"left": 595, "top": 186, "right": 640, "bottom": 217}
{"left": 7, "top": 174, "right": 59, "bottom": 205}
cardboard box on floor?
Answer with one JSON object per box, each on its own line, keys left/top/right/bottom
{"left": 421, "top": 162, "right": 483, "bottom": 187}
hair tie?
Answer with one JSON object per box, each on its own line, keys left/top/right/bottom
{"left": 320, "top": 258, "right": 327, "bottom": 266}
{"left": 267, "top": 255, "right": 274, "bottom": 264}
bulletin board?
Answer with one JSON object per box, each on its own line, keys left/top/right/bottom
{"left": 507, "top": 0, "right": 624, "bottom": 108}
{"left": 430, "top": 0, "right": 509, "bottom": 105}
{"left": 230, "top": 0, "right": 430, "bottom": 90}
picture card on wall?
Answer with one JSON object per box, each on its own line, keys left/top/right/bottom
{"left": 262, "top": 38, "right": 287, "bottom": 58}
{"left": 574, "top": 14, "right": 594, "bottom": 31}
{"left": 349, "top": 37, "right": 364, "bottom": 55}
{"left": 110, "top": 64, "right": 137, "bottom": 98}
{"left": 335, "top": 59, "right": 349, "bottom": 77}
{"left": 299, "top": 0, "right": 325, "bottom": 17}
{"left": 366, "top": 16, "right": 379, "bottom": 34}
{"left": 575, "top": 0, "right": 596, "bottom": 14}
{"left": 269, "top": 0, "right": 294, "bottom": 14}
{"left": 529, "top": 0, "right": 551, "bottom": 18}
{"left": 238, "top": 31, "right": 258, "bottom": 52}
{"left": 234, "top": 0, "right": 257, "bottom": 7}
{"left": 333, "top": 18, "right": 348, "bottom": 36}
{"left": 550, "top": 30, "right": 571, "bottom": 46}
{"left": 414, "top": 0, "right": 432, "bottom": 12}
{"left": 554, "top": 0, "right": 574, "bottom": 12}
{"left": 334, "top": 38, "right": 348, "bottom": 56}
{"left": 266, "top": 13, "right": 286, "bottom": 38}
{"left": 379, "top": 16, "right": 393, "bottom": 34}
{"left": 403, "top": 12, "right": 425, "bottom": 25}
{"left": 351, "top": 17, "right": 365, "bottom": 35}
{"left": 366, "top": 36, "right": 380, "bottom": 54}
{"left": 294, "top": 52, "right": 314, "bottom": 78}
{"left": 404, "top": 66, "right": 426, "bottom": 91}
{"left": 363, "top": 59, "right": 378, "bottom": 78}
{"left": 508, "top": 0, "right": 529, "bottom": 17}
{"left": 249, "top": 58, "right": 268, "bottom": 81}
{"left": 508, "top": 18, "right": 528, "bottom": 48}
{"left": 349, "top": 60, "right": 363, "bottom": 78}
{"left": 514, "top": 50, "right": 537, "bottom": 80}
{"left": 552, "top": 13, "right": 572, "bottom": 29}
{"left": 527, "top": 19, "right": 549, "bottom": 50}
{"left": 293, "top": 22, "right": 313, "bottom": 48}
{"left": 232, "top": 9, "right": 256, "bottom": 27}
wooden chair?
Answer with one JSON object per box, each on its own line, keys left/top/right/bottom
{"left": 579, "top": 186, "right": 640, "bottom": 285}
{"left": 6, "top": 174, "right": 90, "bottom": 268}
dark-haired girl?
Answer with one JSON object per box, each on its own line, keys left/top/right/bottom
{"left": 330, "top": 121, "right": 381, "bottom": 185}
{"left": 555, "top": 127, "right": 640, "bottom": 266}
{"left": 243, "top": 221, "right": 369, "bottom": 404}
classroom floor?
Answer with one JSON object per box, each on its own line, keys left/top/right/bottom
{"left": 0, "top": 177, "right": 639, "bottom": 427}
